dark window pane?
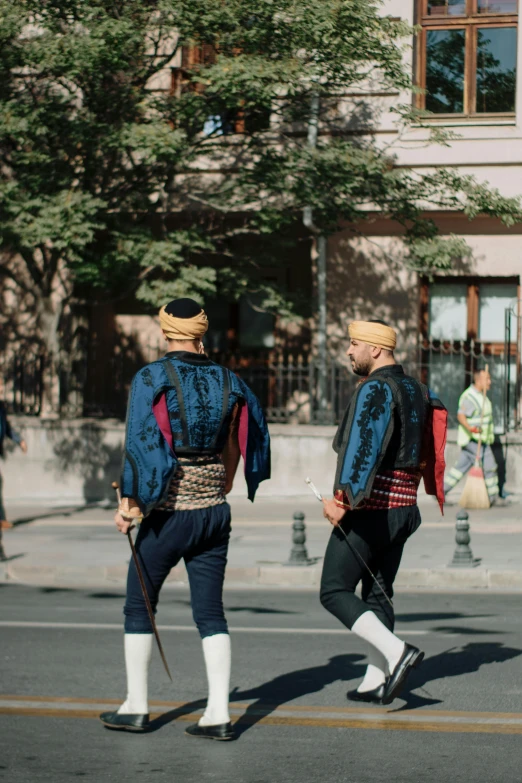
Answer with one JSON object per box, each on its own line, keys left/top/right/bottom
{"left": 476, "top": 28, "right": 517, "bottom": 113}
{"left": 239, "top": 295, "right": 275, "bottom": 348}
{"left": 427, "top": 0, "right": 466, "bottom": 16}
{"left": 426, "top": 30, "right": 465, "bottom": 113}
{"left": 478, "top": 0, "right": 518, "bottom": 13}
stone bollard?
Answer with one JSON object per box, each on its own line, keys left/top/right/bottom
{"left": 448, "top": 509, "right": 477, "bottom": 568}
{"left": 286, "top": 511, "right": 312, "bottom": 566}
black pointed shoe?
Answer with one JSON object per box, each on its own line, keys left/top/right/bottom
{"left": 347, "top": 684, "right": 385, "bottom": 704}
{"left": 99, "top": 711, "right": 150, "bottom": 732}
{"left": 185, "top": 722, "right": 235, "bottom": 741}
{"left": 381, "top": 644, "right": 424, "bottom": 705}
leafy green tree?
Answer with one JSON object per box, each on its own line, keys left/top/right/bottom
{"left": 0, "top": 0, "right": 215, "bottom": 352}
{"left": 0, "top": 0, "right": 520, "bottom": 355}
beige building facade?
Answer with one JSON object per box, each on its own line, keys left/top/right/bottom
{"left": 321, "top": 0, "right": 522, "bottom": 431}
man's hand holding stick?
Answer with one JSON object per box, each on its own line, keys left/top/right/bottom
{"left": 111, "top": 482, "right": 172, "bottom": 681}
{"left": 305, "top": 477, "right": 393, "bottom": 610}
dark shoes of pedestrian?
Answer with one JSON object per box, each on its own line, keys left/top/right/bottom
{"left": 185, "top": 721, "right": 235, "bottom": 741}
{"left": 347, "top": 684, "right": 385, "bottom": 704}
{"left": 381, "top": 644, "right": 424, "bottom": 705}
{"left": 99, "top": 711, "right": 150, "bottom": 732}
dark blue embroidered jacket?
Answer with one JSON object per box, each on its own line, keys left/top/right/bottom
{"left": 120, "top": 351, "right": 271, "bottom": 514}
{"left": 333, "top": 365, "right": 440, "bottom": 509}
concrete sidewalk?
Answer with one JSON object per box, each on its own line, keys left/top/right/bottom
{"left": 1, "top": 493, "right": 522, "bottom": 590}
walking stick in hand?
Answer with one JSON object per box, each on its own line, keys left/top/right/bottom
{"left": 305, "top": 478, "right": 394, "bottom": 610}
{"left": 112, "top": 482, "right": 172, "bottom": 681}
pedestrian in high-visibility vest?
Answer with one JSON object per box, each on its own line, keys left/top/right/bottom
{"left": 444, "top": 368, "right": 499, "bottom": 504}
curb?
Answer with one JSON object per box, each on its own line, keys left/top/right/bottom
{"left": 2, "top": 562, "right": 522, "bottom": 590}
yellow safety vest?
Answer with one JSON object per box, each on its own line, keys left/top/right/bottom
{"left": 457, "top": 384, "right": 494, "bottom": 448}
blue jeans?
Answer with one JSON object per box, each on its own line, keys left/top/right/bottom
{"left": 124, "top": 503, "right": 231, "bottom": 638}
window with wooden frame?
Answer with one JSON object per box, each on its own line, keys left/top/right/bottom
{"left": 416, "top": 0, "right": 518, "bottom": 117}
{"left": 419, "top": 277, "right": 520, "bottom": 430}
{"left": 171, "top": 45, "right": 270, "bottom": 135}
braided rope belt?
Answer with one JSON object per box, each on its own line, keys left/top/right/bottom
{"left": 157, "top": 455, "right": 227, "bottom": 511}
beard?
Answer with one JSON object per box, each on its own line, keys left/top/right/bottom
{"left": 351, "top": 358, "right": 372, "bottom": 376}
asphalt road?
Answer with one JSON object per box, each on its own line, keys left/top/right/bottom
{"left": 1, "top": 584, "right": 522, "bottom": 782}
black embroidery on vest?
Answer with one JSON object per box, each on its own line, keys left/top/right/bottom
{"left": 146, "top": 467, "right": 159, "bottom": 495}
{"left": 350, "top": 384, "right": 388, "bottom": 484}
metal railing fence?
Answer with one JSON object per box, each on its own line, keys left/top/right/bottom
{"left": 1, "top": 337, "right": 519, "bottom": 429}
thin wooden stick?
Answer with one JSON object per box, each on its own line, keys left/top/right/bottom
{"left": 112, "top": 482, "right": 172, "bottom": 682}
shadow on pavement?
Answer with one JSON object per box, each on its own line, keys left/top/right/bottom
{"left": 0, "top": 553, "right": 25, "bottom": 563}
{"left": 147, "top": 698, "right": 207, "bottom": 733}
{"left": 395, "top": 641, "right": 522, "bottom": 711}
{"left": 396, "top": 612, "right": 494, "bottom": 623}
{"left": 229, "top": 653, "right": 366, "bottom": 738}
{"left": 226, "top": 606, "right": 299, "bottom": 615}
{"left": 11, "top": 502, "right": 111, "bottom": 528}
{"left": 174, "top": 598, "right": 299, "bottom": 616}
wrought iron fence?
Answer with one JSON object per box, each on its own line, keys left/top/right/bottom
{"left": 415, "top": 338, "right": 520, "bottom": 432}
{"left": 0, "top": 337, "right": 519, "bottom": 430}
{"left": 0, "top": 346, "right": 358, "bottom": 424}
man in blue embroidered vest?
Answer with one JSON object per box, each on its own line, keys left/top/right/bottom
{"left": 443, "top": 368, "right": 499, "bottom": 504}
{"left": 320, "top": 320, "right": 447, "bottom": 706}
{"left": 100, "top": 298, "right": 270, "bottom": 740}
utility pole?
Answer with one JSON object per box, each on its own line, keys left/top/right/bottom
{"left": 303, "top": 93, "right": 328, "bottom": 423}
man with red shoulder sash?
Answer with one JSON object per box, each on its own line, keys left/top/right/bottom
{"left": 320, "top": 319, "right": 447, "bottom": 705}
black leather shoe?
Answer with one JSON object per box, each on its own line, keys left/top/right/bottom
{"left": 99, "top": 711, "right": 150, "bottom": 732}
{"left": 185, "top": 722, "right": 235, "bottom": 741}
{"left": 347, "top": 684, "right": 385, "bottom": 704}
{"left": 382, "top": 644, "right": 424, "bottom": 705}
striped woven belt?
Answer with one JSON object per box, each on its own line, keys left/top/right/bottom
{"left": 157, "top": 455, "right": 227, "bottom": 512}
{"left": 335, "top": 469, "right": 420, "bottom": 511}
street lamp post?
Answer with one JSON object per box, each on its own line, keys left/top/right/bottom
{"left": 303, "top": 93, "right": 329, "bottom": 423}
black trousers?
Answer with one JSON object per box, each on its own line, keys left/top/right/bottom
{"left": 320, "top": 505, "right": 421, "bottom": 632}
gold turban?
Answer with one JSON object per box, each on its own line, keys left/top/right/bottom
{"left": 159, "top": 305, "right": 208, "bottom": 340}
{"left": 348, "top": 320, "right": 397, "bottom": 351}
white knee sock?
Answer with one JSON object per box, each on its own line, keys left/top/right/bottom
{"left": 357, "top": 645, "right": 387, "bottom": 692}
{"left": 118, "top": 633, "right": 153, "bottom": 715}
{"left": 352, "top": 611, "right": 405, "bottom": 674}
{"left": 199, "top": 633, "right": 231, "bottom": 727}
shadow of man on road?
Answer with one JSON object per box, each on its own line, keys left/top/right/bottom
{"left": 229, "top": 653, "right": 365, "bottom": 738}
{"left": 394, "top": 641, "right": 522, "bottom": 711}
{"left": 147, "top": 698, "right": 207, "bottom": 733}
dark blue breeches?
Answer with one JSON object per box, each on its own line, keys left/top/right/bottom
{"left": 124, "top": 503, "right": 231, "bottom": 639}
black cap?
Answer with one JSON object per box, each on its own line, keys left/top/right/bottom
{"left": 164, "top": 298, "right": 203, "bottom": 319}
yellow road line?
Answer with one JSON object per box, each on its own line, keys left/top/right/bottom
{"left": 4, "top": 694, "right": 522, "bottom": 720}
{"left": 2, "top": 695, "right": 522, "bottom": 735}
{"left": 2, "top": 706, "right": 522, "bottom": 735}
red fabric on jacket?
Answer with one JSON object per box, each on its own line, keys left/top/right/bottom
{"left": 421, "top": 406, "right": 448, "bottom": 514}
{"left": 152, "top": 392, "right": 174, "bottom": 452}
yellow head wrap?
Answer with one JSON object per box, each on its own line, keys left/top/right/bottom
{"left": 348, "top": 320, "right": 397, "bottom": 351}
{"left": 159, "top": 305, "right": 208, "bottom": 340}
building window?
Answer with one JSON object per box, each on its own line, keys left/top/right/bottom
{"left": 420, "top": 277, "right": 520, "bottom": 430}
{"left": 417, "top": 0, "right": 518, "bottom": 116}
{"left": 172, "top": 46, "right": 271, "bottom": 135}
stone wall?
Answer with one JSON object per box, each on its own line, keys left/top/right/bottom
{"left": 1, "top": 419, "right": 521, "bottom": 505}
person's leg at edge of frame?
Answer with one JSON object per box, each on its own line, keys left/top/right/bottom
{"left": 184, "top": 504, "right": 234, "bottom": 741}
{"left": 0, "top": 471, "right": 8, "bottom": 559}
